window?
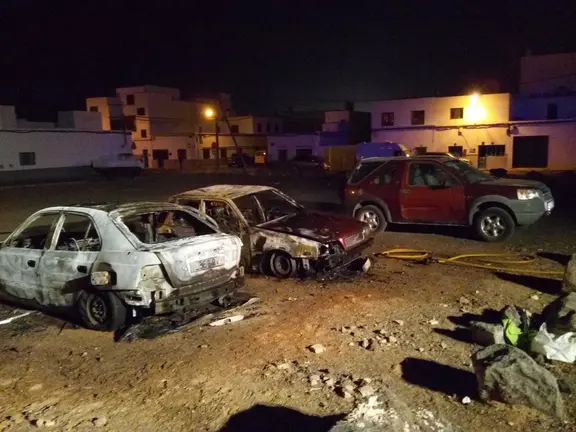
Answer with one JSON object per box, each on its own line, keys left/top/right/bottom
{"left": 479, "top": 144, "right": 505, "bottom": 157}
{"left": 411, "top": 110, "right": 425, "bottom": 125}
{"left": 89, "top": 106, "right": 99, "bottom": 112}
{"left": 233, "top": 195, "right": 264, "bottom": 226}
{"left": 547, "top": 103, "right": 558, "bottom": 120}
{"left": 448, "top": 145, "right": 463, "bottom": 157}
{"left": 408, "top": 163, "right": 452, "bottom": 186}
{"left": 450, "top": 108, "right": 464, "bottom": 120}
{"left": 381, "top": 112, "right": 395, "bottom": 126}
{"left": 177, "top": 199, "right": 201, "bottom": 209}
{"left": 274, "top": 123, "right": 279, "bottom": 133}
{"left": 126, "top": 94, "right": 135, "bottom": 105}
{"left": 257, "top": 123, "right": 262, "bottom": 133}
{"left": 202, "top": 148, "right": 211, "bottom": 159}
{"left": 230, "top": 125, "right": 239, "bottom": 134}
{"left": 372, "top": 162, "right": 398, "bottom": 185}
{"left": 348, "top": 161, "right": 383, "bottom": 184}
{"left": 253, "top": 190, "right": 301, "bottom": 222}
{"left": 204, "top": 201, "right": 240, "bottom": 233}
{"left": 220, "top": 148, "right": 227, "bottom": 159}
{"left": 136, "top": 107, "right": 146, "bottom": 116}
{"left": 121, "top": 210, "right": 215, "bottom": 244}
{"left": 19, "top": 152, "right": 36, "bottom": 166}
{"left": 10, "top": 213, "right": 60, "bottom": 249}
{"left": 266, "top": 123, "right": 271, "bottom": 133}
{"left": 140, "top": 129, "right": 148, "bottom": 138}
{"left": 55, "top": 214, "right": 101, "bottom": 252}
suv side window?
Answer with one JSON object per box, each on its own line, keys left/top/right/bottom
{"left": 371, "top": 162, "right": 398, "bottom": 185}
{"left": 349, "top": 162, "right": 383, "bottom": 184}
{"left": 408, "top": 163, "right": 452, "bottom": 187}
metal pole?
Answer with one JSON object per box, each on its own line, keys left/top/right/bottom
{"left": 215, "top": 117, "right": 220, "bottom": 171}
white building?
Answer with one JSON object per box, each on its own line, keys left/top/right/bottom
{"left": 0, "top": 105, "right": 129, "bottom": 185}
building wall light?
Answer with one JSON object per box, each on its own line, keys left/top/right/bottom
{"left": 464, "top": 93, "right": 486, "bottom": 123}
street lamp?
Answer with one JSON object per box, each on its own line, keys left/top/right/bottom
{"left": 204, "top": 107, "right": 219, "bottom": 170}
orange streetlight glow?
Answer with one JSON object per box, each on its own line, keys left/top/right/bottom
{"left": 204, "top": 107, "right": 215, "bottom": 119}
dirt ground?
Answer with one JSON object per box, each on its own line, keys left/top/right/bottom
{"left": 0, "top": 174, "right": 575, "bottom": 431}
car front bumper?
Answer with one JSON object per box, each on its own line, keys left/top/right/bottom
{"left": 509, "top": 197, "right": 554, "bottom": 226}
{"left": 316, "top": 238, "right": 374, "bottom": 271}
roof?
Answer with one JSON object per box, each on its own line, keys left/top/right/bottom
{"left": 173, "top": 185, "right": 275, "bottom": 200}
{"left": 42, "top": 202, "right": 185, "bottom": 216}
{"left": 359, "top": 156, "right": 453, "bottom": 164}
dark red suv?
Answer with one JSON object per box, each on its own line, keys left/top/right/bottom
{"left": 344, "top": 156, "right": 555, "bottom": 242}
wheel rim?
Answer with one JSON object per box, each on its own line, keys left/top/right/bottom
{"left": 86, "top": 294, "right": 108, "bottom": 325}
{"left": 359, "top": 210, "right": 380, "bottom": 231}
{"left": 272, "top": 254, "right": 293, "bottom": 277}
{"left": 480, "top": 215, "right": 506, "bottom": 238}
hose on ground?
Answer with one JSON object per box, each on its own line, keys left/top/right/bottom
{"left": 373, "top": 249, "right": 565, "bottom": 276}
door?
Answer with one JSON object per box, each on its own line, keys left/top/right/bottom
{"left": 142, "top": 149, "right": 149, "bottom": 168}
{"left": 37, "top": 212, "right": 102, "bottom": 307}
{"left": 177, "top": 149, "right": 187, "bottom": 170}
{"left": 152, "top": 149, "right": 169, "bottom": 168}
{"left": 513, "top": 136, "right": 549, "bottom": 168}
{"left": 360, "top": 161, "right": 402, "bottom": 221}
{"left": 0, "top": 212, "right": 61, "bottom": 304}
{"left": 399, "top": 162, "right": 465, "bottom": 223}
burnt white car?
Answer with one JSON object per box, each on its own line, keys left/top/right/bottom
{"left": 0, "top": 202, "right": 244, "bottom": 331}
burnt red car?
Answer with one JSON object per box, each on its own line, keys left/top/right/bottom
{"left": 344, "top": 156, "right": 555, "bottom": 242}
{"left": 169, "top": 185, "right": 373, "bottom": 278}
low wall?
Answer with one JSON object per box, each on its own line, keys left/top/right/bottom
{"left": 0, "top": 166, "right": 100, "bottom": 187}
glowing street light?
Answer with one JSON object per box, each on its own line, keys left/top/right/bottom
{"left": 203, "top": 107, "right": 220, "bottom": 170}
{"left": 204, "top": 107, "right": 215, "bottom": 119}
{"left": 465, "top": 92, "right": 486, "bottom": 123}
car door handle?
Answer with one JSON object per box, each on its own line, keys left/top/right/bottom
{"left": 27, "top": 260, "right": 36, "bottom": 268}
{"left": 77, "top": 265, "right": 88, "bottom": 274}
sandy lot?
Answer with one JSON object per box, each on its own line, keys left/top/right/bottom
{"left": 0, "top": 174, "right": 574, "bottom": 431}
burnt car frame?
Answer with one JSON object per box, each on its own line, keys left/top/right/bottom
{"left": 169, "top": 185, "right": 373, "bottom": 278}
{"left": 0, "top": 202, "right": 244, "bottom": 331}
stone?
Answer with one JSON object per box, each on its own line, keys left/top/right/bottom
{"left": 563, "top": 254, "right": 576, "bottom": 292}
{"left": 429, "top": 319, "right": 439, "bottom": 326}
{"left": 324, "top": 378, "right": 336, "bottom": 388}
{"left": 501, "top": 305, "right": 522, "bottom": 328}
{"left": 309, "top": 374, "right": 321, "bottom": 386}
{"left": 92, "top": 417, "right": 108, "bottom": 428}
{"left": 459, "top": 296, "right": 470, "bottom": 305}
{"left": 472, "top": 344, "right": 565, "bottom": 418}
{"left": 542, "top": 293, "right": 576, "bottom": 336}
{"left": 469, "top": 321, "right": 505, "bottom": 346}
{"left": 461, "top": 396, "right": 472, "bottom": 404}
{"left": 377, "top": 329, "right": 387, "bottom": 335}
{"left": 530, "top": 295, "right": 540, "bottom": 301}
{"left": 337, "top": 387, "right": 353, "bottom": 399}
{"left": 309, "top": 344, "right": 326, "bottom": 354}
{"left": 391, "top": 364, "right": 402, "bottom": 376}
{"left": 276, "top": 363, "right": 291, "bottom": 371}
{"left": 440, "top": 342, "right": 448, "bottom": 349}
{"left": 29, "top": 384, "right": 43, "bottom": 391}
{"left": 393, "top": 319, "right": 404, "bottom": 326}
{"left": 387, "top": 336, "right": 397, "bottom": 344}
{"left": 357, "top": 384, "right": 376, "bottom": 398}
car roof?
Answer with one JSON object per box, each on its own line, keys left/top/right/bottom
{"left": 40, "top": 202, "right": 187, "bottom": 216}
{"left": 172, "top": 185, "right": 275, "bottom": 200}
{"left": 358, "top": 155, "right": 453, "bottom": 163}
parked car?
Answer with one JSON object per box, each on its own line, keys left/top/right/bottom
{"left": 416, "top": 152, "right": 472, "bottom": 165}
{"left": 169, "top": 185, "right": 373, "bottom": 278}
{"left": 0, "top": 202, "right": 244, "bottom": 331}
{"left": 91, "top": 153, "right": 144, "bottom": 177}
{"left": 228, "top": 153, "right": 254, "bottom": 168}
{"left": 344, "top": 156, "right": 554, "bottom": 242}
{"left": 291, "top": 154, "right": 331, "bottom": 172}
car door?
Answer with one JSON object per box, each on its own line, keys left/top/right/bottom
{"left": 359, "top": 161, "right": 402, "bottom": 221}
{"left": 0, "top": 212, "right": 61, "bottom": 305}
{"left": 37, "top": 212, "right": 102, "bottom": 307}
{"left": 399, "top": 162, "right": 465, "bottom": 223}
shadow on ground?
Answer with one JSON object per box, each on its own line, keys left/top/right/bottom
{"left": 538, "top": 252, "right": 572, "bottom": 266}
{"left": 218, "top": 404, "right": 345, "bottom": 432}
{"left": 495, "top": 272, "right": 563, "bottom": 295}
{"left": 401, "top": 358, "right": 478, "bottom": 399}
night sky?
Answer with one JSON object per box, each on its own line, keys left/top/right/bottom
{"left": 1, "top": 1, "right": 575, "bottom": 120}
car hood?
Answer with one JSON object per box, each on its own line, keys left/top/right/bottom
{"left": 475, "top": 177, "right": 548, "bottom": 191}
{"left": 259, "top": 211, "right": 368, "bottom": 243}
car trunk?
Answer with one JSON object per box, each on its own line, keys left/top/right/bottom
{"left": 149, "top": 233, "right": 240, "bottom": 289}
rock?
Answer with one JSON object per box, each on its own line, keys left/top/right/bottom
{"left": 357, "top": 384, "right": 376, "bottom": 398}
{"left": 558, "top": 378, "right": 573, "bottom": 395}
{"left": 45, "top": 420, "right": 56, "bottom": 427}
{"left": 309, "top": 344, "right": 326, "bottom": 354}
{"left": 542, "top": 293, "right": 576, "bottom": 336}
{"left": 92, "top": 417, "right": 108, "bottom": 428}
{"left": 530, "top": 295, "right": 540, "bottom": 301}
{"left": 29, "top": 384, "right": 43, "bottom": 391}
{"left": 387, "top": 336, "right": 397, "bottom": 344}
{"left": 391, "top": 364, "right": 402, "bottom": 376}
{"left": 393, "top": 320, "right": 404, "bottom": 326}
{"left": 276, "top": 362, "right": 291, "bottom": 371}
{"left": 472, "top": 344, "right": 565, "bottom": 418}
{"left": 199, "top": 344, "right": 208, "bottom": 349}
{"left": 324, "top": 377, "right": 336, "bottom": 387}
{"left": 309, "top": 374, "right": 321, "bottom": 386}
{"left": 469, "top": 321, "right": 505, "bottom": 346}
{"left": 461, "top": 396, "right": 472, "bottom": 404}
{"left": 501, "top": 305, "right": 522, "bottom": 328}
{"left": 459, "top": 296, "right": 470, "bottom": 305}
{"left": 440, "top": 342, "right": 448, "bottom": 350}
{"left": 418, "top": 347, "right": 425, "bottom": 352}
{"left": 32, "top": 418, "right": 55, "bottom": 428}
{"left": 429, "top": 319, "right": 439, "bottom": 326}
{"left": 563, "top": 254, "right": 576, "bottom": 292}
{"left": 337, "top": 387, "right": 354, "bottom": 399}
{"left": 377, "top": 329, "right": 386, "bottom": 335}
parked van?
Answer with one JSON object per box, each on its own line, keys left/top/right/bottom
{"left": 356, "top": 142, "right": 410, "bottom": 160}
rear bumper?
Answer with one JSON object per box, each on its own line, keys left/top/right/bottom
{"left": 316, "top": 238, "right": 374, "bottom": 271}
{"left": 152, "top": 275, "right": 245, "bottom": 315}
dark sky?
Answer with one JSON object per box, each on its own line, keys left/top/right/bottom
{"left": 1, "top": 1, "right": 575, "bottom": 120}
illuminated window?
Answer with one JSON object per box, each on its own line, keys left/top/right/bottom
{"left": 381, "top": 112, "right": 394, "bottom": 126}
{"left": 450, "top": 108, "right": 464, "bottom": 120}
{"left": 411, "top": 110, "right": 425, "bottom": 125}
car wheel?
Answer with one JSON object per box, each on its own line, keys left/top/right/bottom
{"left": 269, "top": 251, "right": 297, "bottom": 278}
{"left": 355, "top": 205, "right": 387, "bottom": 232}
{"left": 77, "top": 290, "right": 128, "bottom": 331}
{"left": 474, "top": 207, "right": 515, "bottom": 242}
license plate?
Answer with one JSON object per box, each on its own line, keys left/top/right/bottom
{"left": 194, "top": 256, "right": 224, "bottom": 271}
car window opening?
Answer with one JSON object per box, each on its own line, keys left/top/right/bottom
{"left": 122, "top": 210, "right": 215, "bottom": 244}
{"left": 252, "top": 190, "right": 302, "bottom": 224}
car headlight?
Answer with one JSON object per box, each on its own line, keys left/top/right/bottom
{"left": 517, "top": 189, "right": 539, "bottom": 200}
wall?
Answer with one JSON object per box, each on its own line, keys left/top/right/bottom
{"left": 0, "top": 130, "right": 129, "bottom": 171}
{"left": 197, "top": 134, "right": 267, "bottom": 158}
{"left": 57, "top": 111, "right": 103, "bottom": 131}
{"left": 85, "top": 97, "right": 122, "bottom": 130}
{"left": 134, "top": 135, "right": 196, "bottom": 166}
{"left": 520, "top": 53, "right": 576, "bottom": 96}
{"left": 0, "top": 105, "right": 17, "bottom": 129}
{"left": 266, "top": 134, "right": 320, "bottom": 161}
{"left": 17, "top": 120, "right": 56, "bottom": 129}
{"left": 512, "top": 95, "right": 576, "bottom": 120}
{"left": 372, "top": 93, "right": 511, "bottom": 130}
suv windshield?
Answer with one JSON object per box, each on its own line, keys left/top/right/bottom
{"left": 444, "top": 160, "right": 492, "bottom": 183}
{"left": 348, "top": 161, "right": 383, "bottom": 184}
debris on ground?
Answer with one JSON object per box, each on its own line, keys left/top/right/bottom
{"left": 531, "top": 323, "right": 576, "bottom": 363}
{"left": 563, "top": 254, "right": 576, "bottom": 293}
{"left": 461, "top": 396, "right": 472, "bottom": 405}
{"left": 209, "top": 315, "right": 244, "bottom": 326}
{"left": 542, "top": 293, "right": 576, "bottom": 336}
{"left": 0, "top": 311, "right": 34, "bottom": 326}
{"left": 472, "top": 344, "right": 565, "bottom": 419}
{"left": 469, "top": 321, "right": 505, "bottom": 346}
{"left": 314, "top": 257, "right": 372, "bottom": 283}
{"left": 309, "top": 344, "right": 326, "bottom": 354}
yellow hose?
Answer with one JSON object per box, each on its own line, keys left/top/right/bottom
{"left": 374, "top": 249, "right": 565, "bottom": 276}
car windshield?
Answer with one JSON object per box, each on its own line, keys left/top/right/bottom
{"left": 232, "top": 190, "right": 302, "bottom": 225}
{"left": 443, "top": 160, "right": 492, "bottom": 183}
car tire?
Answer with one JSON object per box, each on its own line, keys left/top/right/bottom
{"left": 268, "top": 251, "right": 298, "bottom": 279}
{"left": 77, "top": 290, "right": 128, "bottom": 331}
{"left": 355, "top": 205, "right": 387, "bottom": 232}
{"left": 474, "top": 207, "right": 515, "bottom": 242}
